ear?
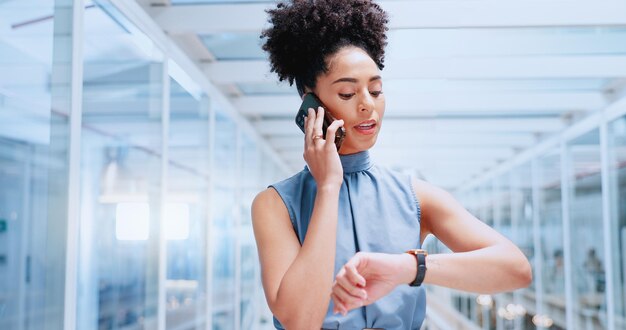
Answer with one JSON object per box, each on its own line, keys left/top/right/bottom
{"left": 301, "top": 86, "right": 314, "bottom": 100}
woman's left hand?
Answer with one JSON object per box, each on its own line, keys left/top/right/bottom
{"left": 331, "top": 252, "right": 415, "bottom": 315}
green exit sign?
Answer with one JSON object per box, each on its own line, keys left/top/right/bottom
{"left": 0, "top": 219, "right": 6, "bottom": 233}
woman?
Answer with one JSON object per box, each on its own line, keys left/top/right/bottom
{"left": 252, "top": 1, "right": 532, "bottom": 329}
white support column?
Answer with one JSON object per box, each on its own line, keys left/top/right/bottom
{"left": 561, "top": 141, "right": 575, "bottom": 330}
{"left": 531, "top": 159, "right": 544, "bottom": 329}
{"left": 600, "top": 116, "right": 616, "bottom": 330}
{"left": 158, "top": 57, "right": 171, "bottom": 330}
{"left": 63, "top": 1, "right": 84, "bottom": 329}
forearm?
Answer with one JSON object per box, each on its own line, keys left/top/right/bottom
{"left": 424, "top": 243, "right": 532, "bottom": 293}
{"left": 399, "top": 243, "right": 532, "bottom": 294}
{"left": 274, "top": 185, "right": 340, "bottom": 329}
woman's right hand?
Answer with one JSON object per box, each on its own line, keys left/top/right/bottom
{"left": 303, "top": 106, "right": 344, "bottom": 189}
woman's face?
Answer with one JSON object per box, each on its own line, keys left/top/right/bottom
{"left": 310, "top": 46, "right": 386, "bottom": 155}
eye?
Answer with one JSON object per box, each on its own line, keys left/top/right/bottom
{"left": 339, "top": 93, "right": 355, "bottom": 99}
{"left": 370, "top": 91, "right": 383, "bottom": 97}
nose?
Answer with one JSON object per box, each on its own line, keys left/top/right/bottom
{"left": 359, "top": 91, "right": 375, "bottom": 113}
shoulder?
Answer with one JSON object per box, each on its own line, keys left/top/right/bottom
{"left": 410, "top": 177, "right": 455, "bottom": 203}
{"left": 410, "top": 177, "right": 461, "bottom": 233}
{"left": 253, "top": 169, "right": 312, "bottom": 222}
{"left": 252, "top": 187, "right": 283, "bottom": 211}
{"left": 269, "top": 168, "right": 313, "bottom": 192}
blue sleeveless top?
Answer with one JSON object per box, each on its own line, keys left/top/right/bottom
{"left": 269, "top": 150, "right": 426, "bottom": 329}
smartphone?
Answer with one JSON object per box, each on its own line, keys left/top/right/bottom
{"left": 295, "top": 93, "right": 346, "bottom": 150}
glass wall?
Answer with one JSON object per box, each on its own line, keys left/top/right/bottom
{"left": 239, "top": 134, "right": 260, "bottom": 329}
{"left": 608, "top": 116, "right": 626, "bottom": 330}
{"left": 566, "top": 129, "right": 607, "bottom": 329}
{"left": 0, "top": 0, "right": 287, "bottom": 329}
{"left": 211, "top": 111, "right": 238, "bottom": 330}
{"left": 0, "top": 0, "right": 74, "bottom": 329}
{"left": 511, "top": 163, "right": 535, "bottom": 294}
{"left": 536, "top": 148, "right": 566, "bottom": 330}
{"left": 77, "top": 1, "right": 164, "bottom": 328}
{"left": 166, "top": 74, "right": 210, "bottom": 329}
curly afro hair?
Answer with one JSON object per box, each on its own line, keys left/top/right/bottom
{"left": 260, "top": 0, "right": 389, "bottom": 96}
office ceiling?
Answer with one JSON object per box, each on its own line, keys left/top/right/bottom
{"left": 138, "top": 0, "right": 626, "bottom": 189}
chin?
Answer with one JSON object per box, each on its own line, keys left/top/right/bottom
{"left": 340, "top": 139, "right": 377, "bottom": 155}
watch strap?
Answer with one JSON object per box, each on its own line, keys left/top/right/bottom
{"left": 406, "top": 249, "right": 427, "bottom": 287}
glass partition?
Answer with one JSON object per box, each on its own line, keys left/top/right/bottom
{"left": 0, "top": 0, "right": 73, "bottom": 328}
{"left": 566, "top": 129, "right": 607, "bottom": 329}
{"left": 493, "top": 174, "right": 512, "bottom": 239}
{"left": 165, "top": 75, "right": 210, "bottom": 329}
{"left": 608, "top": 116, "right": 626, "bottom": 329}
{"left": 211, "top": 111, "right": 238, "bottom": 330}
{"left": 76, "top": 1, "right": 164, "bottom": 329}
{"left": 239, "top": 134, "right": 260, "bottom": 328}
{"left": 537, "top": 148, "right": 565, "bottom": 329}
{"left": 511, "top": 163, "right": 535, "bottom": 293}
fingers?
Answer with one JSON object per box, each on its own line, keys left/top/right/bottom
{"left": 304, "top": 107, "right": 316, "bottom": 144}
{"left": 336, "top": 264, "right": 366, "bottom": 294}
{"left": 331, "top": 283, "right": 367, "bottom": 315}
{"left": 331, "top": 292, "right": 348, "bottom": 315}
{"left": 325, "top": 119, "right": 344, "bottom": 149}
{"left": 332, "top": 263, "right": 368, "bottom": 316}
{"left": 331, "top": 285, "right": 365, "bottom": 315}
{"left": 313, "top": 106, "right": 324, "bottom": 137}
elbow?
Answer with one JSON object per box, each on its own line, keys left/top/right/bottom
{"left": 272, "top": 304, "right": 324, "bottom": 330}
{"left": 275, "top": 314, "right": 322, "bottom": 330}
{"left": 516, "top": 256, "right": 533, "bottom": 289}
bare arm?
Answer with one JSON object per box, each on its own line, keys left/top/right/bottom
{"left": 331, "top": 178, "right": 532, "bottom": 313}
{"left": 252, "top": 107, "right": 345, "bottom": 329}
{"left": 414, "top": 178, "right": 532, "bottom": 293}
{"left": 252, "top": 186, "right": 340, "bottom": 329}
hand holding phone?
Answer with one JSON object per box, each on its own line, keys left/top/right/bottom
{"left": 295, "top": 93, "right": 346, "bottom": 151}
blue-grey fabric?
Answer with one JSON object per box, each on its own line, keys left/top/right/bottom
{"left": 268, "top": 150, "right": 426, "bottom": 330}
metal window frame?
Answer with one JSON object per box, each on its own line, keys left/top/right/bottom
{"left": 560, "top": 140, "right": 574, "bottom": 330}
{"left": 600, "top": 115, "right": 616, "bottom": 330}
{"left": 63, "top": 1, "right": 85, "bottom": 329}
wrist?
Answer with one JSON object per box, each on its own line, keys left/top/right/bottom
{"left": 405, "top": 249, "right": 428, "bottom": 287}
{"left": 317, "top": 182, "right": 342, "bottom": 193}
{"left": 399, "top": 253, "right": 418, "bottom": 285}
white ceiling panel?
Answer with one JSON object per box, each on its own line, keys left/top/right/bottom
{"left": 150, "top": 1, "right": 626, "bottom": 34}
{"left": 140, "top": 0, "right": 626, "bottom": 189}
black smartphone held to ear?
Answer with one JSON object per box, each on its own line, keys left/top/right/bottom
{"left": 295, "top": 93, "right": 346, "bottom": 151}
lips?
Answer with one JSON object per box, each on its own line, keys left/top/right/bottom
{"left": 354, "top": 119, "right": 377, "bottom": 135}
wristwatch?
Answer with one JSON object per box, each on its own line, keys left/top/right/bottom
{"left": 405, "top": 249, "right": 428, "bottom": 287}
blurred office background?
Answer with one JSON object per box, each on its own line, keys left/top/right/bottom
{"left": 0, "top": 0, "right": 625, "bottom": 329}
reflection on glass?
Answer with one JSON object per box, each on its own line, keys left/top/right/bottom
{"left": 166, "top": 76, "right": 210, "bottom": 329}
{"left": 537, "top": 149, "right": 566, "bottom": 329}
{"left": 212, "top": 111, "right": 238, "bottom": 330}
{"left": 567, "top": 129, "right": 607, "bottom": 329}
{"left": 77, "top": 1, "right": 163, "bottom": 329}
{"left": 608, "top": 116, "right": 626, "bottom": 329}
{"left": 0, "top": 0, "right": 72, "bottom": 328}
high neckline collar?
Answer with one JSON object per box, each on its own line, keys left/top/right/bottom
{"left": 340, "top": 150, "right": 372, "bottom": 173}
